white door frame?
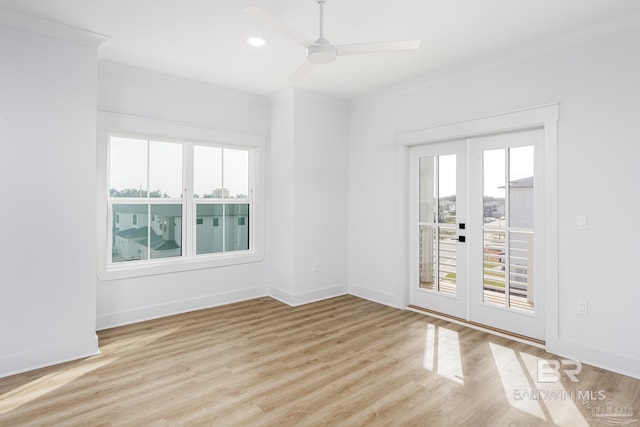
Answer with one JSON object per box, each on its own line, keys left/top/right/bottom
{"left": 396, "top": 104, "right": 559, "bottom": 349}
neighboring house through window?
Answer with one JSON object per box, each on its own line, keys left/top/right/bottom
{"left": 108, "top": 135, "right": 252, "bottom": 264}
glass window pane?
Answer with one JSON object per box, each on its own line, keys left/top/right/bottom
{"left": 223, "top": 149, "right": 249, "bottom": 199}
{"left": 483, "top": 149, "right": 505, "bottom": 227}
{"left": 509, "top": 146, "right": 534, "bottom": 228}
{"left": 194, "top": 145, "right": 222, "bottom": 198}
{"left": 112, "top": 204, "right": 149, "bottom": 262}
{"left": 509, "top": 231, "right": 534, "bottom": 311}
{"left": 438, "top": 226, "right": 457, "bottom": 295}
{"left": 483, "top": 230, "right": 506, "bottom": 306}
{"left": 149, "top": 204, "right": 182, "bottom": 259}
{"left": 110, "top": 137, "right": 148, "bottom": 197}
{"left": 418, "top": 225, "right": 437, "bottom": 290}
{"left": 438, "top": 155, "right": 456, "bottom": 224}
{"left": 149, "top": 141, "right": 183, "bottom": 198}
{"left": 196, "top": 204, "right": 223, "bottom": 254}
{"left": 224, "top": 204, "right": 249, "bottom": 252}
{"left": 419, "top": 157, "right": 436, "bottom": 223}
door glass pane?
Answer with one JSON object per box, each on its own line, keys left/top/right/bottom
{"left": 438, "top": 155, "right": 456, "bottom": 224}
{"left": 110, "top": 137, "right": 148, "bottom": 197}
{"left": 483, "top": 149, "right": 505, "bottom": 226}
{"left": 482, "top": 145, "right": 535, "bottom": 312}
{"left": 150, "top": 204, "right": 182, "bottom": 259}
{"left": 418, "top": 154, "right": 458, "bottom": 295}
{"left": 438, "top": 226, "right": 457, "bottom": 295}
{"left": 419, "top": 225, "right": 457, "bottom": 294}
{"left": 112, "top": 204, "right": 149, "bottom": 262}
{"left": 483, "top": 230, "right": 506, "bottom": 306}
{"left": 509, "top": 231, "right": 534, "bottom": 311}
{"left": 419, "top": 225, "right": 437, "bottom": 290}
{"left": 509, "top": 146, "right": 534, "bottom": 228}
{"left": 194, "top": 146, "right": 222, "bottom": 198}
{"left": 196, "top": 204, "right": 224, "bottom": 254}
{"left": 419, "top": 157, "right": 436, "bottom": 223}
{"left": 223, "top": 149, "right": 249, "bottom": 199}
{"left": 224, "top": 204, "right": 250, "bottom": 252}
{"left": 149, "top": 141, "right": 183, "bottom": 198}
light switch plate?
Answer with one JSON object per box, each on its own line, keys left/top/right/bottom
{"left": 576, "top": 216, "right": 588, "bottom": 230}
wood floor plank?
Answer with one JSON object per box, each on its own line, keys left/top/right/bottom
{"left": 0, "top": 295, "right": 638, "bottom": 426}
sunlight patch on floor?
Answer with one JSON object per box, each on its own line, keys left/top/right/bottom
{"left": 489, "top": 342, "right": 546, "bottom": 420}
{"left": 423, "top": 324, "right": 464, "bottom": 385}
{"left": 99, "top": 326, "right": 181, "bottom": 354}
{"left": 0, "top": 326, "right": 181, "bottom": 415}
{"left": 0, "top": 358, "right": 113, "bottom": 414}
{"left": 489, "top": 342, "right": 589, "bottom": 427}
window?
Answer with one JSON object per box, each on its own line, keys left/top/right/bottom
{"left": 98, "top": 113, "right": 265, "bottom": 280}
{"left": 193, "top": 145, "right": 250, "bottom": 255}
{"left": 107, "top": 134, "right": 253, "bottom": 266}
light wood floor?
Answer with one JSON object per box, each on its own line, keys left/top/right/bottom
{"left": 1, "top": 296, "right": 638, "bottom": 426}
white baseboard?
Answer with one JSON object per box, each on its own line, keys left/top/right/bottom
{"left": 96, "top": 287, "right": 269, "bottom": 330}
{"left": 547, "top": 338, "right": 640, "bottom": 380}
{"left": 269, "top": 284, "right": 348, "bottom": 307}
{"left": 348, "top": 284, "right": 401, "bottom": 308}
{"left": 0, "top": 334, "right": 99, "bottom": 379}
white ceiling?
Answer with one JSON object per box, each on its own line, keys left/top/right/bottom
{"left": 3, "top": 0, "right": 640, "bottom": 99}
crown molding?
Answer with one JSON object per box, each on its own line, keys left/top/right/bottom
{"left": 352, "top": 9, "right": 640, "bottom": 107}
{"left": 99, "top": 60, "right": 269, "bottom": 106}
{"left": 0, "top": 7, "right": 109, "bottom": 48}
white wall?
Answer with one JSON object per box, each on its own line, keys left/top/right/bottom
{"left": 294, "top": 94, "right": 349, "bottom": 296}
{"left": 348, "top": 26, "right": 640, "bottom": 378}
{"left": 0, "top": 11, "right": 105, "bottom": 377}
{"left": 96, "top": 63, "right": 271, "bottom": 329}
{"left": 269, "top": 89, "right": 349, "bottom": 305}
{"left": 268, "top": 90, "right": 296, "bottom": 295}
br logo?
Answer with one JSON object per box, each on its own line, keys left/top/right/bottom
{"left": 537, "top": 359, "right": 582, "bottom": 383}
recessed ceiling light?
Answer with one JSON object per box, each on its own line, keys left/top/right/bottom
{"left": 246, "top": 36, "right": 266, "bottom": 47}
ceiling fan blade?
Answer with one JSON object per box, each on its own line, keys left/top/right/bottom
{"left": 242, "top": 5, "right": 313, "bottom": 48}
{"left": 335, "top": 40, "right": 421, "bottom": 56}
{"left": 289, "top": 60, "right": 315, "bottom": 82}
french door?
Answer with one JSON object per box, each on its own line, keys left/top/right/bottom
{"left": 409, "top": 128, "right": 544, "bottom": 341}
{"left": 409, "top": 140, "right": 467, "bottom": 318}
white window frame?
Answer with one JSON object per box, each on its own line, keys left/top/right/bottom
{"left": 97, "top": 112, "right": 266, "bottom": 281}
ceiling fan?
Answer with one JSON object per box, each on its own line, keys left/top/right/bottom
{"left": 243, "top": 0, "right": 421, "bottom": 80}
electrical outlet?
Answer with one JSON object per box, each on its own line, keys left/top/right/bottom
{"left": 577, "top": 299, "right": 588, "bottom": 316}
{"left": 576, "top": 216, "right": 588, "bottom": 230}
{"left": 312, "top": 261, "right": 318, "bottom": 272}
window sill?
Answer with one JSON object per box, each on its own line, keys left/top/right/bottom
{"left": 98, "top": 250, "right": 264, "bottom": 281}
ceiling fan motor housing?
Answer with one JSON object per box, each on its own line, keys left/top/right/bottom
{"left": 307, "top": 38, "right": 337, "bottom": 64}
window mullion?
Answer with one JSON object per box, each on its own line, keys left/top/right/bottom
{"left": 505, "top": 148, "right": 511, "bottom": 308}
{"left": 184, "top": 142, "right": 194, "bottom": 258}
{"left": 146, "top": 140, "right": 151, "bottom": 260}
{"left": 146, "top": 204, "right": 151, "bottom": 260}
{"left": 220, "top": 148, "right": 225, "bottom": 253}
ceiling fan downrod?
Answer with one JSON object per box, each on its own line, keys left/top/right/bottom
{"left": 308, "top": 0, "right": 337, "bottom": 64}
